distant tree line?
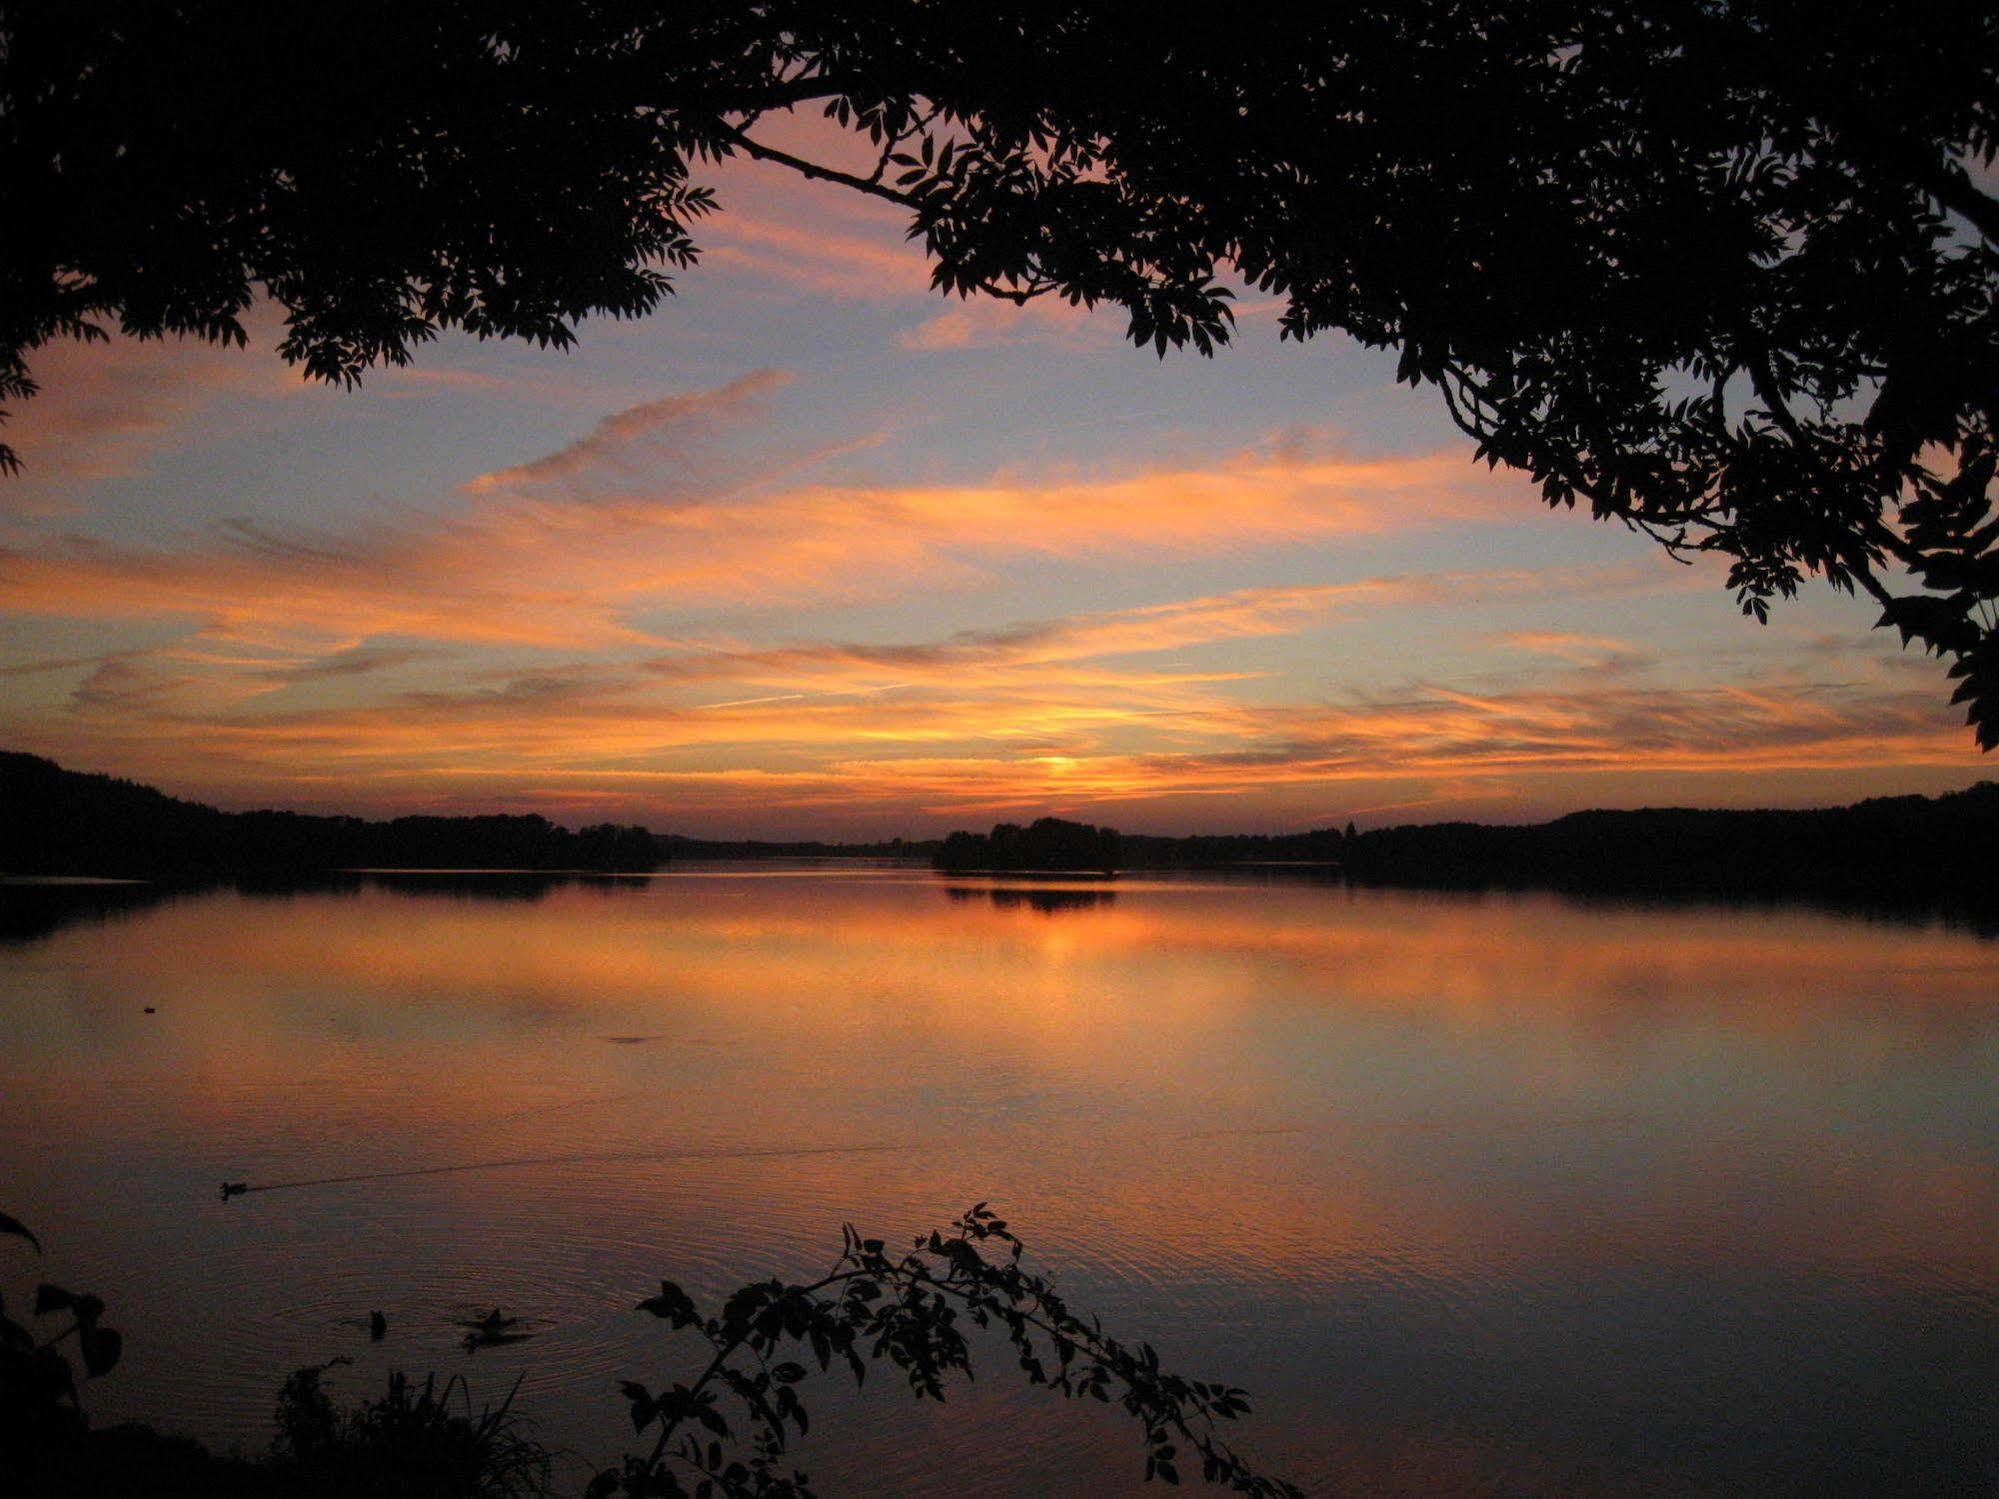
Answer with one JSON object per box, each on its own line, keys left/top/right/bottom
{"left": 929, "top": 822, "right": 1353, "bottom": 872}
{"left": 1118, "top": 829, "right": 1350, "bottom": 868}
{"left": 10, "top": 749, "right": 1998, "bottom": 925}
{"left": 657, "top": 833, "right": 938, "bottom": 860}
{"left": 1340, "top": 782, "right": 1999, "bottom": 915}
{"left": 0, "top": 753, "right": 656, "bottom": 878}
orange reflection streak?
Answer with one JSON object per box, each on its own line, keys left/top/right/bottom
{"left": 24, "top": 878, "right": 1999, "bottom": 1056}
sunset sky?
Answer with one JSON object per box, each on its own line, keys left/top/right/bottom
{"left": 1, "top": 115, "right": 1989, "bottom": 838}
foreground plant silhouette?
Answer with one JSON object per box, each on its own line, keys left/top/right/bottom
{"left": 271, "top": 1361, "right": 551, "bottom": 1498}
{"left": 0, "top": 1210, "right": 124, "bottom": 1462}
{"left": 4, "top": 1205, "right": 551, "bottom": 1496}
{"left": 4, "top": 1204, "right": 1295, "bottom": 1495}
{"left": 591, "top": 1204, "right": 1300, "bottom": 1498}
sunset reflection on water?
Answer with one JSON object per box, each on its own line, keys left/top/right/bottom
{"left": 2, "top": 869, "right": 1997, "bottom": 1495}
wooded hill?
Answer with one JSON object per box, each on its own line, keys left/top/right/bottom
{"left": 0, "top": 752, "right": 656, "bottom": 876}
{"left": 1339, "top": 782, "right": 1999, "bottom": 910}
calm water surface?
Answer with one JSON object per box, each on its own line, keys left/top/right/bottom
{"left": 3, "top": 867, "right": 1997, "bottom": 1495}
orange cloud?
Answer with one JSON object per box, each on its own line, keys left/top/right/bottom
{"left": 6, "top": 623, "right": 1978, "bottom": 831}
{"left": 0, "top": 397, "right": 1540, "bottom": 656}
{"left": 5, "top": 557, "right": 1672, "bottom": 805}
{"left": 897, "top": 296, "right": 1104, "bottom": 352}
{"left": 0, "top": 308, "right": 305, "bottom": 503}
{"left": 1494, "top": 630, "right": 1657, "bottom": 675}
{"left": 702, "top": 213, "right": 934, "bottom": 299}
{"left": 5, "top": 357, "right": 1975, "bottom": 832}
{"left": 630, "top": 567, "right": 1641, "bottom": 699}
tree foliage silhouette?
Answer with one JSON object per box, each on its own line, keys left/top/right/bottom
{"left": 4, "top": 2, "right": 1997, "bottom": 739}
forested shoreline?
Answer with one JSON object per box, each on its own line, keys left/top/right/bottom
{"left": 7, "top": 751, "right": 1996, "bottom": 929}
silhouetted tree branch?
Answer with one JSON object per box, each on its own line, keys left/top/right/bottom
{"left": 591, "top": 1205, "right": 1300, "bottom": 1498}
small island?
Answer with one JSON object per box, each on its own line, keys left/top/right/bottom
{"left": 933, "top": 817, "right": 1122, "bottom": 874}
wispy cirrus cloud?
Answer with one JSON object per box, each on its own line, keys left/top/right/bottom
{"left": 633, "top": 567, "right": 1645, "bottom": 697}
{"left": 702, "top": 213, "right": 934, "bottom": 300}
{"left": 1493, "top": 630, "right": 1659, "bottom": 676}
{"left": 260, "top": 646, "right": 442, "bottom": 685}
{"left": 898, "top": 296, "right": 1105, "bottom": 353}
{"left": 543, "top": 675, "right": 1974, "bottom": 822}
{"left": 466, "top": 369, "right": 793, "bottom": 492}
{"left": 0, "top": 379, "right": 1544, "bottom": 656}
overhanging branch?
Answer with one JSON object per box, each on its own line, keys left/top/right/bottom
{"left": 720, "top": 123, "right": 919, "bottom": 210}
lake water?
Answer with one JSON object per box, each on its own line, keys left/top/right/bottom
{"left": 3, "top": 867, "right": 1998, "bottom": 1495}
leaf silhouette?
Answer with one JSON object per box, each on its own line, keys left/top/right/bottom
{"left": 0, "top": 1210, "right": 41, "bottom": 1255}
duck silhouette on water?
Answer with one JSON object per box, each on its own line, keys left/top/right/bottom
{"left": 458, "top": 1307, "right": 530, "bottom": 1352}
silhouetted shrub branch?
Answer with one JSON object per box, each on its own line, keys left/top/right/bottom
{"left": 593, "top": 1204, "right": 1299, "bottom": 1498}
